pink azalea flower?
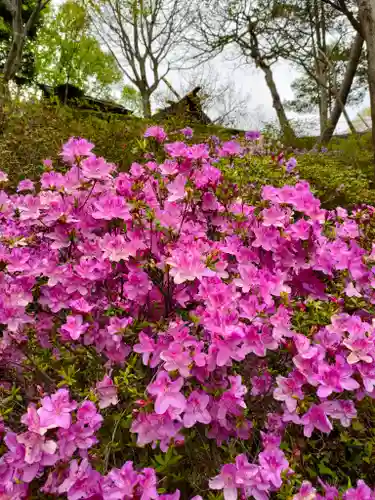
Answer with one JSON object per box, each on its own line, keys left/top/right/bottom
{"left": 343, "top": 480, "right": 375, "bottom": 500}
{"left": 147, "top": 371, "right": 186, "bottom": 415}
{"left": 134, "top": 333, "right": 157, "bottom": 366}
{"left": 76, "top": 401, "right": 103, "bottom": 430}
{"left": 58, "top": 459, "right": 102, "bottom": 498}
{"left": 138, "top": 467, "right": 158, "bottom": 500}
{"left": 160, "top": 342, "right": 191, "bottom": 377}
{"left": 130, "top": 162, "right": 145, "bottom": 177}
{"left": 315, "top": 356, "right": 359, "bottom": 398}
{"left": 81, "top": 155, "right": 114, "bottom": 180}
{"left": 292, "top": 481, "right": 317, "bottom": 500}
{"left": 166, "top": 248, "right": 216, "bottom": 284}
{"left": 16, "top": 431, "right": 57, "bottom": 466}
{"left": 100, "top": 233, "right": 146, "bottom": 261}
{"left": 167, "top": 174, "right": 187, "bottom": 202}
{"left": 322, "top": 400, "right": 357, "bottom": 427}
{"left": 96, "top": 375, "right": 118, "bottom": 409}
{"left": 241, "top": 325, "right": 278, "bottom": 357}
{"left": 218, "top": 140, "right": 243, "bottom": 157}
{"left": 252, "top": 224, "right": 280, "bottom": 251}
{"left": 318, "top": 478, "right": 339, "bottom": 500}
{"left": 209, "top": 463, "right": 238, "bottom": 500}
{"left": 258, "top": 447, "right": 289, "bottom": 488}
{"left": 233, "top": 263, "right": 258, "bottom": 293}
{"left": 60, "top": 315, "right": 89, "bottom": 341}
{"left": 159, "top": 159, "right": 179, "bottom": 175}
{"left": 188, "top": 143, "right": 210, "bottom": 160}
{"left": 358, "top": 362, "right": 375, "bottom": 392}
{"left": 40, "top": 171, "right": 65, "bottom": 190}
{"left": 345, "top": 281, "right": 362, "bottom": 298}
{"left": 216, "top": 376, "right": 247, "bottom": 425}
{"left": 165, "top": 141, "right": 189, "bottom": 158}
{"left": 194, "top": 163, "right": 221, "bottom": 187}
{"left": 301, "top": 404, "right": 332, "bottom": 437}
{"left": 294, "top": 334, "right": 318, "bottom": 359}
{"left": 17, "top": 179, "right": 35, "bottom": 192}
{"left": 144, "top": 126, "right": 167, "bottom": 143}
{"left": 183, "top": 391, "right": 211, "bottom": 427}
{"left": 343, "top": 332, "right": 374, "bottom": 365}
{"left": 273, "top": 372, "right": 304, "bottom": 412}
{"left": 102, "top": 461, "right": 139, "bottom": 497}
{"left": 131, "top": 411, "right": 183, "bottom": 450}
{"left": 21, "top": 404, "right": 46, "bottom": 435}
{"left": 61, "top": 137, "right": 95, "bottom": 164}
{"left": 261, "top": 205, "right": 290, "bottom": 227}
{"left": 69, "top": 297, "right": 94, "bottom": 313}
{"left": 92, "top": 194, "right": 131, "bottom": 220}
{"left": 124, "top": 268, "right": 152, "bottom": 301}
{"left": 287, "top": 218, "right": 311, "bottom": 240}
{"left": 202, "top": 191, "right": 220, "bottom": 211}
{"left": 115, "top": 172, "right": 133, "bottom": 196}
{"left": 37, "top": 389, "right": 77, "bottom": 430}
{"left": 250, "top": 372, "right": 272, "bottom": 396}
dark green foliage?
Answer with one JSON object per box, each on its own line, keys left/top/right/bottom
{"left": 0, "top": 0, "right": 47, "bottom": 84}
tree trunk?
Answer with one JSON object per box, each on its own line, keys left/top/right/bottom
{"left": 319, "top": 33, "right": 364, "bottom": 144}
{"left": 343, "top": 107, "right": 357, "bottom": 134}
{"left": 141, "top": 92, "right": 152, "bottom": 118}
{"left": 314, "top": 0, "right": 329, "bottom": 134}
{"left": 259, "top": 62, "right": 296, "bottom": 143}
{"left": 318, "top": 75, "right": 329, "bottom": 134}
{"left": 358, "top": 0, "right": 375, "bottom": 167}
{"left": 3, "top": 33, "right": 26, "bottom": 85}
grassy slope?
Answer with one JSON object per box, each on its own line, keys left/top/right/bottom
{"left": 0, "top": 103, "right": 240, "bottom": 186}
{"left": 1, "top": 102, "right": 375, "bottom": 208}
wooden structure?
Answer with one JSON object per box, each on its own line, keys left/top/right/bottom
{"left": 152, "top": 86, "right": 211, "bottom": 124}
{"left": 39, "top": 83, "right": 132, "bottom": 117}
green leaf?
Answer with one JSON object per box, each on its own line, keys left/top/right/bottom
{"left": 318, "top": 462, "right": 335, "bottom": 478}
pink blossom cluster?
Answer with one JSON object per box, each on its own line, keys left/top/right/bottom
{"left": 0, "top": 128, "right": 375, "bottom": 497}
{"left": 0, "top": 389, "right": 182, "bottom": 499}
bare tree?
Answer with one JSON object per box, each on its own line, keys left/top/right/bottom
{"left": 186, "top": 0, "right": 297, "bottom": 142}
{"left": 154, "top": 66, "right": 252, "bottom": 128}
{"left": 86, "top": 0, "right": 194, "bottom": 117}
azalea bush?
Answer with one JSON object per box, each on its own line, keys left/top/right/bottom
{"left": 1, "top": 127, "right": 375, "bottom": 499}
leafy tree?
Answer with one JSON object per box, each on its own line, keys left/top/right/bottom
{"left": 0, "top": 0, "right": 47, "bottom": 86}
{"left": 285, "top": 40, "right": 367, "bottom": 130}
{"left": 121, "top": 84, "right": 143, "bottom": 114}
{"left": 34, "top": 0, "right": 122, "bottom": 98}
